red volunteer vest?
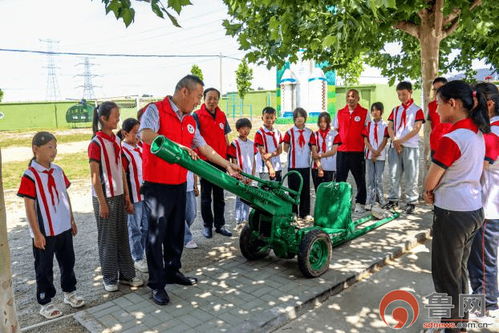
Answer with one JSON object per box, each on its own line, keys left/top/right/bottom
{"left": 336, "top": 104, "right": 369, "bottom": 152}
{"left": 194, "top": 104, "right": 228, "bottom": 160}
{"left": 428, "top": 100, "right": 452, "bottom": 152}
{"left": 142, "top": 97, "right": 196, "bottom": 185}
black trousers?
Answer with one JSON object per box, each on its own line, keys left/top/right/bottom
{"left": 33, "top": 229, "right": 76, "bottom": 305}
{"left": 336, "top": 151, "right": 366, "bottom": 205}
{"left": 288, "top": 168, "right": 311, "bottom": 218}
{"left": 432, "top": 206, "right": 484, "bottom": 330}
{"left": 201, "top": 162, "right": 226, "bottom": 229}
{"left": 468, "top": 218, "right": 499, "bottom": 310}
{"left": 311, "top": 169, "right": 335, "bottom": 191}
{"left": 142, "top": 181, "right": 186, "bottom": 290}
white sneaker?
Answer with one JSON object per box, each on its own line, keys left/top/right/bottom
{"left": 185, "top": 240, "right": 198, "bottom": 249}
{"left": 364, "top": 204, "right": 372, "bottom": 211}
{"left": 354, "top": 203, "right": 366, "bottom": 213}
{"left": 119, "top": 277, "right": 144, "bottom": 287}
{"left": 103, "top": 282, "right": 118, "bottom": 292}
{"left": 304, "top": 215, "right": 314, "bottom": 222}
{"left": 134, "top": 259, "right": 148, "bottom": 273}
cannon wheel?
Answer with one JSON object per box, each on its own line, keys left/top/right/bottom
{"left": 239, "top": 225, "right": 270, "bottom": 260}
{"left": 298, "top": 229, "right": 332, "bottom": 278}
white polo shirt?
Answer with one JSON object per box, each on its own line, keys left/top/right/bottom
{"left": 227, "top": 137, "right": 257, "bottom": 175}
{"left": 17, "top": 161, "right": 72, "bottom": 237}
{"left": 482, "top": 116, "right": 499, "bottom": 219}
{"left": 282, "top": 126, "right": 316, "bottom": 169}
{"left": 312, "top": 129, "right": 341, "bottom": 171}
{"left": 432, "top": 118, "right": 485, "bottom": 211}
{"left": 254, "top": 127, "right": 282, "bottom": 173}
{"left": 121, "top": 141, "right": 143, "bottom": 203}
{"left": 363, "top": 120, "right": 389, "bottom": 160}
{"left": 388, "top": 100, "right": 425, "bottom": 148}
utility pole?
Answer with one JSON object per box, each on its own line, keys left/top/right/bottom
{"left": 40, "top": 39, "right": 60, "bottom": 101}
{"left": 75, "top": 57, "right": 100, "bottom": 100}
{"left": 219, "top": 52, "right": 223, "bottom": 95}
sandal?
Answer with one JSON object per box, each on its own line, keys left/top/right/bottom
{"left": 39, "top": 303, "right": 63, "bottom": 319}
{"left": 63, "top": 291, "right": 85, "bottom": 308}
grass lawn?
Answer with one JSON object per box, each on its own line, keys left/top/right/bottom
{"left": 2, "top": 152, "right": 88, "bottom": 190}
{"left": 0, "top": 132, "right": 92, "bottom": 149}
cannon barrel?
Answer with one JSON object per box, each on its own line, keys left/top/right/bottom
{"left": 150, "top": 135, "right": 295, "bottom": 216}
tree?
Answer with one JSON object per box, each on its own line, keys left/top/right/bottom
{"left": 99, "top": 0, "right": 192, "bottom": 27}
{"left": 235, "top": 60, "right": 253, "bottom": 103}
{"left": 190, "top": 64, "right": 204, "bottom": 81}
{"left": 222, "top": 0, "right": 499, "bottom": 161}
{"left": 0, "top": 89, "right": 3, "bottom": 103}
{"left": 0, "top": 150, "right": 19, "bottom": 333}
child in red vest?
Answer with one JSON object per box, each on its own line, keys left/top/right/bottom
{"left": 283, "top": 108, "right": 316, "bottom": 220}
{"left": 119, "top": 118, "right": 148, "bottom": 274}
{"left": 18, "top": 132, "right": 84, "bottom": 319}
{"left": 88, "top": 102, "right": 143, "bottom": 292}
{"left": 427, "top": 77, "right": 452, "bottom": 157}
{"left": 311, "top": 112, "right": 341, "bottom": 191}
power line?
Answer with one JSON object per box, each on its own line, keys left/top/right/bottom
{"left": 0, "top": 48, "right": 241, "bottom": 60}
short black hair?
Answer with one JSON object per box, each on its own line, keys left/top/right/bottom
{"left": 236, "top": 118, "right": 252, "bottom": 130}
{"left": 371, "top": 102, "right": 384, "bottom": 113}
{"left": 204, "top": 87, "right": 220, "bottom": 99}
{"left": 396, "top": 81, "right": 412, "bottom": 91}
{"left": 175, "top": 75, "right": 204, "bottom": 92}
{"left": 262, "top": 106, "right": 276, "bottom": 115}
{"left": 433, "top": 77, "right": 448, "bottom": 85}
{"left": 293, "top": 107, "right": 307, "bottom": 120}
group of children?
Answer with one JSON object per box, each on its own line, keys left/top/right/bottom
{"left": 17, "top": 78, "right": 497, "bottom": 322}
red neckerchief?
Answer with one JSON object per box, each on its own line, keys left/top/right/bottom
{"left": 398, "top": 99, "right": 414, "bottom": 132}
{"left": 297, "top": 128, "right": 305, "bottom": 147}
{"left": 373, "top": 121, "right": 379, "bottom": 145}
{"left": 42, "top": 168, "right": 60, "bottom": 207}
{"left": 261, "top": 127, "right": 278, "bottom": 149}
{"left": 96, "top": 131, "right": 120, "bottom": 165}
{"left": 319, "top": 129, "right": 329, "bottom": 152}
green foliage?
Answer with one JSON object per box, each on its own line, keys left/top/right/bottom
{"left": 222, "top": 0, "right": 499, "bottom": 85}
{"left": 190, "top": 64, "right": 204, "bottom": 81}
{"left": 235, "top": 60, "right": 253, "bottom": 101}
{"left": 100, "top": 0, "right": 192, "bottom": 27}
{"left": 336, "top": 55, "right": 364, "bottom": 86}
{"left": 0, "top": 89, "right": 3, "bottom": 103}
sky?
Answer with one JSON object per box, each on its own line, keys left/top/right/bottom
{"left": 0, "top": 0, "right": 488, "bottom": 103}
{"left": 0, "top": 0, "right": 278, "bottom": 102}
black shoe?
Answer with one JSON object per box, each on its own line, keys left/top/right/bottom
{"left": 165, "top": 271, "right": 198, "bottom": 285}
{"left": 215, "top": 226, "right": 232, "bottom": 237}
{"left": 382, "top": 201, "right": 398, "bottom": 210}
{"left": 405, "top": 203, "right": 416, "bottom": 214}
{"left": 202, "top": 227, "right": 212, "bottom": 238}
{"left": 152, "top": 289, "right": 169, "bottom": 305}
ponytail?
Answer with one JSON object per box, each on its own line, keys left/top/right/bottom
{"left": 92, "top": 101, "right": 119, "bottom": 137}
{"left": 118, "top": 118, "right": 140, "bottom": 141}
{"left": 471, "top": 90, "right": 491, "bottom": 133}
{"left": 436, "top": 80, "right": 490, "bottom": 134}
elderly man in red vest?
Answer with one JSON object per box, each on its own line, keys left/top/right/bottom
{"left": 193, "top": 88, "right": 232, "bottom": 238}
{"left": 140, "top": 75, "right": 240, "bottom": 306}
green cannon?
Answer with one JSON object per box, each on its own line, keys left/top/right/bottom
{"left": 151, "top": 135, "right": 399, "bottom": 278}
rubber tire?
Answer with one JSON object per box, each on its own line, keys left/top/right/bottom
{"left": 298, "top": 229, "right": 332, "bottom": 278}
{"left": 239, "top": 225, "right": 270, "bottom": 260}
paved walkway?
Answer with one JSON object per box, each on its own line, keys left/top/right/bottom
{"left": 74, "top": 207, "right": 433, "bottom": 333}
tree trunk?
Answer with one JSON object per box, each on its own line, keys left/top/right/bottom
{"left": 419, "top": 25, "right": 440, "bottom": 170}
{"left": 0, "top": 149, "right": 20, "bottom": 333}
